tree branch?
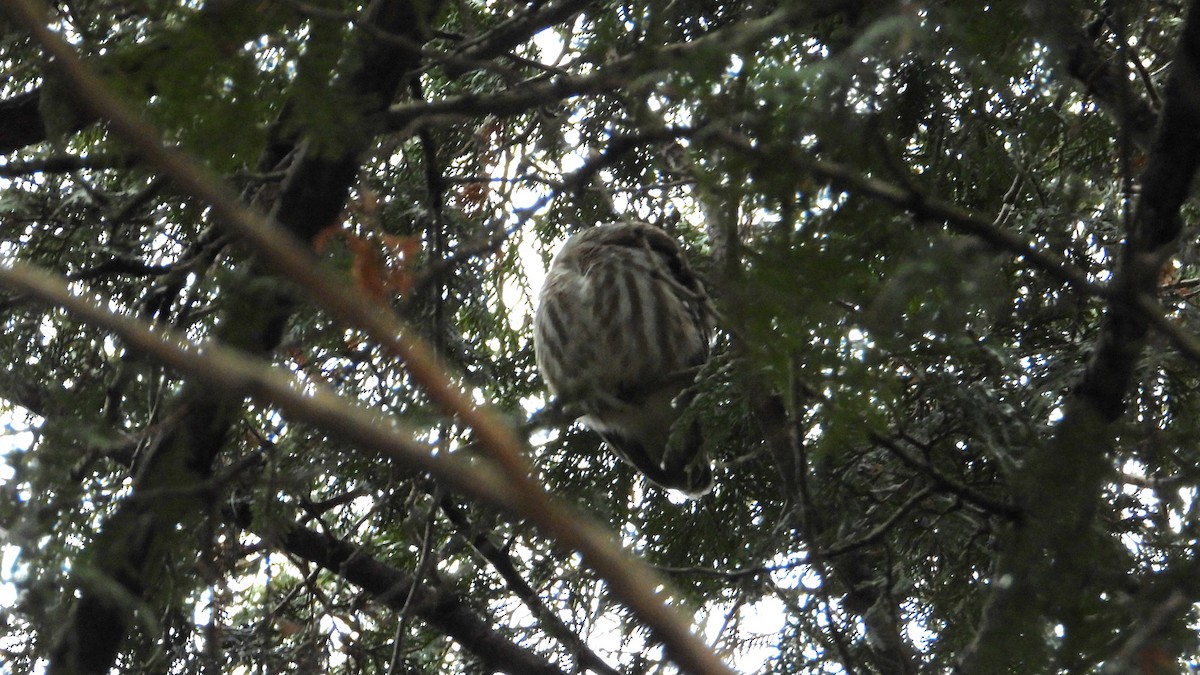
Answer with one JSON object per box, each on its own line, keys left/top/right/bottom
{"left": 1028, "top": 0, "right": 1159, "bottom": 152}
{"left": 707, "top": 129, "right": 1105, "bottom": 297}
{"left": 2, "top": 1, "right": 449, "bottom": 672}
{"left": 0, "top": 89, "right": 53, "bottom": 153}
{"left": 437, "top": 0, "right": 593, "bottom": 77}
{"left": 439, "top": 497, "right": 623, "bottom": 675}
{"left": 0, "top": 260, "right": 524, "bottom": 539}
{"left": 957, "top": 0, "right": 1200, "bottom": 670}
{"left": 871, "top": 433, "right": 1020, "bottom": 521}
{"left": 234, "top": 505, "right": 570, "bottom": 675}
{"left": 0, "top": 152, "right": 127, "bottom": 176}
{"left": 387, "top": 0, "right": 871, "bottom": 135}
{"left": 0, "top": 256, "right": 733, "bottom": 674}
{"left": 0, "top": 5, "right": 736, "bottom": 672}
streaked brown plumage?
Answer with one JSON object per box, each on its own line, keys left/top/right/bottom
{"left": 534, "top": 222, "right": 714, "bottom": 497}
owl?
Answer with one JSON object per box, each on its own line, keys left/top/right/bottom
{"left": 534, "top": 222, "right": 715, "bottom": 497}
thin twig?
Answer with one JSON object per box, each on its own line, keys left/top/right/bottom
{"left": 871, "top": 433, "right": 1021, "bottom": 521}
{"left": 439, "top": 496, "right": 624, "bottom": 675}
{"left": 706, "top": 129, "right": 1106, "bottom": 299}
{"left": 388, "top": 485, "right": 443, "bottom": 674}
{"left": 0, "top": 152, "right": 128, "bottom": 176}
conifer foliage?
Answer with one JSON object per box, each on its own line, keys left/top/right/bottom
{"left": 2, "top": 0, "right": 1200, "bottom": 672}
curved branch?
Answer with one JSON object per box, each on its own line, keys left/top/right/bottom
{"left": 0, "top": 262, "right": 523, "bottom": 515}
{"left": 387, "top": 0, "right": 871, "bottom": 134}
{"left": 1028, "top": 1, "right": 1159, "bottom": 152}
{"left": 438, "top": 0, "right": 593, "bottom": 76}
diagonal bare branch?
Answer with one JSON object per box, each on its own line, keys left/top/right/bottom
{"left": 0, "top": 262, "right": 518, "bottom": 507}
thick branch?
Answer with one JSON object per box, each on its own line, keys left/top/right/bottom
{"left": 1076, "top": 0, "right": 1200, "bottom": 420}
{"left": 239, "top": 507, "right": 568, "bottom": 675}
{"left": 1028, "top": 1, "right": 1159, "bottom": 152}
{"left": 0, "top": 89, "right": 52, "bottom": 153}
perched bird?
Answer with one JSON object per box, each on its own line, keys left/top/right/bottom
{"left": 534, "top": 222, "right": 715, "bottom": 497}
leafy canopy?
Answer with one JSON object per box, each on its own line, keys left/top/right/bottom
{"left": 1, "top": 0, "right": 1199, "bottom": 673}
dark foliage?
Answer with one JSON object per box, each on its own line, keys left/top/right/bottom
{"left": 1, "top": 0, "right": 1199, "bottom": 673}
